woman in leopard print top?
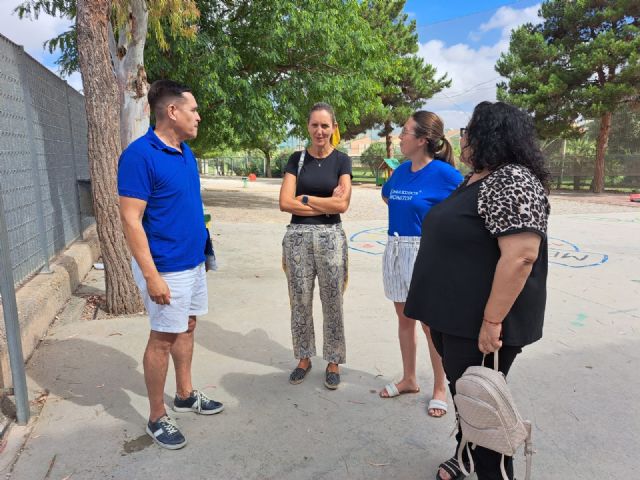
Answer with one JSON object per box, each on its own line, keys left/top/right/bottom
{"left": 404, "top": 101, "right": 550, "bottom": 480}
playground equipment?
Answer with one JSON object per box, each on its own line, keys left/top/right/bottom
{"left": 376, "top": 158, "right": 401, "bottom": 186}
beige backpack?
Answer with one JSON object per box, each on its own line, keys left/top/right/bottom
{"left": 453, "top": 351, "right": 534, "bottom": 480}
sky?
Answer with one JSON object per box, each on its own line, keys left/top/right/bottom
{"left": 405, "top": 0, "right": 542, "bottom": 128}
{"left": 1, "top": 0, "right": 543, "bottom": 129}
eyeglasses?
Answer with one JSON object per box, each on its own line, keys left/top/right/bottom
{"left": 459, "top": 127, "right": 468, "bottom": 137}
{"left": 400, "top": 128, "right": 417, "bottom": 136}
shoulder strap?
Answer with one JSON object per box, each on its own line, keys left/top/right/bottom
{"left": 297, "top": 149, "right": 306, "bottom": 178}
{"left": 524, "top": 420, "right": 534, "bottom": 480}
{"left": 457, "top": 437, "right": 474, "bottom": 477}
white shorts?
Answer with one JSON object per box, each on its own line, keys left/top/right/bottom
{"left": 132, "top": 260, "right": 208, "bottom": 333}
{"left": 382, "top": 235, "right": 421, "bottom": 303}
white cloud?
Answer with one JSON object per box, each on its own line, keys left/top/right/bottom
{"left": 419, "top": 40, "right": 503, "bottom": 111}
{"left": 479, "top": 5, "right": 540, "bottom": 35}
{"left": 419, "top": 4, "right": 542, "bottom": 127}
{"left": 2, "top": 3, "right": 78, "bottom": 89}
{"left": 1, "top": 4, "right": 73, "bottom": 59}
{"left": 430, "top": 109, "right": 472, "bottom": 131}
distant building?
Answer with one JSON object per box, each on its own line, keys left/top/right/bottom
{"left": 278, "top": 127, "right": 454, "bottom": 157}
{"left": 343, "top": 134, "right": 401, "bottom": 157}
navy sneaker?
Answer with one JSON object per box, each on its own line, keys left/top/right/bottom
{"left": 173, "top": 390, "right": 224, "bottom": 415}
{"left": 146, "top": 415, "right": 187, "bottom": 450}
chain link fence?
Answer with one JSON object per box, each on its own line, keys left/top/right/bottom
{"left": 202, "top": 155, "right": 267, "bottom": 177}
{"left": 0, "top": 34, "right": 89, "bottom": 289}
{"left": 543, "top": 113, "right": 640, "bottom": 190}
{"left": 201, "top": 153, "right": 368, "bottom": 179}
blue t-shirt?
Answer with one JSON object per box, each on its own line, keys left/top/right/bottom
{"left": 118, "top": 127, "right": 206, "bottom": 272}
{"left": 382, "top": 159, "right": 463, "bottom": 236}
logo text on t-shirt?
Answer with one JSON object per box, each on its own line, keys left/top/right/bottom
{"left": 389, "top": 188, "right": 422, "bottom": 201}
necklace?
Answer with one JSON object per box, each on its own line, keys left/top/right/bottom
{"left": 311, "top": 148, "right": 333, "bottom": 167}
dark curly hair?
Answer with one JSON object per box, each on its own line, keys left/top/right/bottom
{"left": 464, "top": 101, "right": 550, "bottom": 191}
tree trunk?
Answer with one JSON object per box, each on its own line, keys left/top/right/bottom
{"left": 384, "top": 120, "right": 393, "bottom": 158}
{"left": 592, "top": 111, "right": 612, "bottom": 194}
{"left": 265, "top": 150, "right": 272, "bottom": 178}
{"left": 113, "top": 0, "right": 150, "bottom": 149}
{"left": 573, "top": 175, "right": 581, "bottom": 190}
{"left": 77, "top": 0, "right": 144, "bottom": 314}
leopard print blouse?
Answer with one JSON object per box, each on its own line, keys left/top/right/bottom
{"left": 476, "top": 164, "right": 550, "bottom": 237}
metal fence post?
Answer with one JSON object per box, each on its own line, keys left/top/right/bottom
{"left": 0, "top": 189, "right": 31, "bottom": 425}
{"left": 64, "top": 84, "right": 85, "bottom": 239}
{"left": 16, "top": 46, "right": 51, "bottom": 274}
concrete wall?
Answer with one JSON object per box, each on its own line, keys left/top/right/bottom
{"left": 0, "top": 226, "right": 100, "bottom": 388}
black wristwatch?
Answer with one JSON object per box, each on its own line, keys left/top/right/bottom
{"left": 301, "top": 195, "right": 309, "bottom": 205}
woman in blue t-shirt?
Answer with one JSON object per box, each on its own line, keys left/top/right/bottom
{"left": 379, "top": 111, "right": 462, "bottom": 417}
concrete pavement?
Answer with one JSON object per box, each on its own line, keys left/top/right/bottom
{"left": 3, "top": 197, "right": 639, "bottom": 479}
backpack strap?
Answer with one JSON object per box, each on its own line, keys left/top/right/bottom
{"left": 497, "top": 421, "right": 533, "bottom": 480}
{"left": 456, "top": 436, "right": 474, "bottom": 477}
{"left": 297, "top": 149, "right": 306, "bottom": 178}
{"left": 499, "top": 454, "right": 509, "bottom": 480}
{"left": 524, "top": 420, "right": 534, "bottom": 480}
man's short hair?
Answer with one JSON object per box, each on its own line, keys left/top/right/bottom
{"left": 148, "top": 80, "right": 192, "bottom": 117}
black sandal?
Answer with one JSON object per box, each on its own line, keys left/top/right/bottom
{"left": 324, "top": 366, "right": 340, "bottom": 390}
{"left": 289, "top": 362, "right": 312, "bottom": 385}
{"left": 436, "top": 456, "right": 469, "bottom": 480}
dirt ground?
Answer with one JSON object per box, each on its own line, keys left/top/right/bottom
{"left": 201, "top": 176, "right": 639, "bottom": 224}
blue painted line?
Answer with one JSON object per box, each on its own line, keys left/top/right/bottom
{"left": 348, "top": 227, "right": 610, "bottom": 268}
{"left": 549, "top": 237, "right": 580, "bottom": 252}
{"left": 349, "top": 247, "right": 381, "bottom": 256}
{"left": 348, "top": 227, "right": 386, "bottom": 242}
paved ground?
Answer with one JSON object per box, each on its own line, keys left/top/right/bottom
{"left": 3, "top": 178, "right": 639, "bottom": 479}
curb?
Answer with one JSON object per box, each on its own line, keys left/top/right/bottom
{"left": 0, "top": 225, "right": 100, "bottom": 389}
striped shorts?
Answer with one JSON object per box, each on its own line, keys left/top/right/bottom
{"left": 382, "top": 235, "right": 421, "bottom": 303}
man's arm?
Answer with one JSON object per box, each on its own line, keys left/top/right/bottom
{"left": 119, "top": 196, "right": 171, "bottom": 305}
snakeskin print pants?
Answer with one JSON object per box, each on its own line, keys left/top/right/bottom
{"left": 282, "top": 223, "right": 348, "bottom": 364}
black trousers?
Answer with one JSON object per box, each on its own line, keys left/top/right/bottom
{"left": 430, "top": 330, "right": 523, "bottom": 480}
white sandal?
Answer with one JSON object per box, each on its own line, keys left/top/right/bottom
{"left": 428, "top": 399, "right": 448, "bottom": 417}
{"left": 379, "top": 383, "right": 420, "bottom": 398}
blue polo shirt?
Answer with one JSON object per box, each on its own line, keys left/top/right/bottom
{"left": 382, "top": 159, "right": 463, "bottom": 236}
{"left": 118, "top": 127, "right": 206, "bottom": 272}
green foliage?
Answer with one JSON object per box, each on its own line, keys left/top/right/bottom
{"left": 346, "top": 0, "right": 450, "bottom": 143}
{"left": 360, "top": 142, "right": 387, "bottom": 176}
{"left": 145, "top": 0, "right": 393, "bottom": 161}
{"left": 566, "top": 137, "right": 596, "bottom": 156}
{"left": 14, "top": 0, "right": 78, "bottom": 75}
{"left": 17, "top": 0, "right": 447, "bottom": 166}
{"left": 596, "top": 105, "right": 640, "bottom": 154}
{"left": 496, "top": 0, "right": 640, "bottom": 139}
{"left": 15, "top": 0, "right": 198, "bottom": 77}
{"left": 272, "top": 149, "right": 296, "bottom": 178}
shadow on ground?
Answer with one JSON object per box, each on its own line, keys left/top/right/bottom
{"left": 202, "top": 189, "right": 279, "bottom": 210}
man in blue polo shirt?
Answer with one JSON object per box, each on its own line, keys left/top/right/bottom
{"left": 118, "top": 80, "right": 223, "bottom": 450}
